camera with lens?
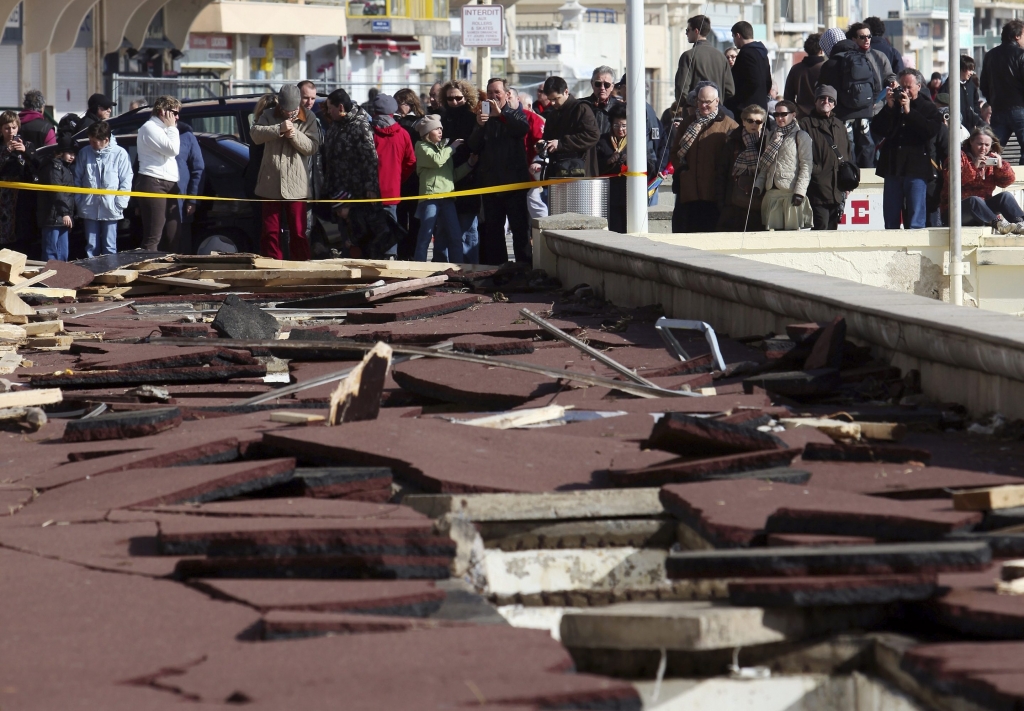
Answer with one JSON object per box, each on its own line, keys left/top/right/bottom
{"left": 892, "top": 86, "right": 906, "bottom": 99}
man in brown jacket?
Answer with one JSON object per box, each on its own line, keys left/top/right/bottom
{"left": 671, "top": 81, "right": 738, "bottom": 232}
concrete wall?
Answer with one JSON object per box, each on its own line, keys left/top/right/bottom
{"left": 536, "top": 226, "right": 1024, "bottom": 420}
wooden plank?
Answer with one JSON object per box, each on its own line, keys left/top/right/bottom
{"left": 0, "top": 323, "right": 27, "bottom": 340}
{"left": 0, "top": 287, "right": 35, "bottom": 316}
{"left": 457, "top": 405, "right": 569, "bottom": 430}
{"left": 0, "top": 248, "right": 26, "bottom": 282}
{"left": 10, "top": 270, "right": 57, "bottom": 292}
{"left": 0, "top": 351, "right": 22, "bottom": 374}
{"left": 191, "top": 268, "right": 362, "bottom": 282}
{"left": 22, "top": 320, "right": 63, "bottom": 336}
{"left": 135, "top": 275, "right": 230, "bottom": 291}
{"left": 1, "top": 314, "right": 28, "bottom": 324}
{"left": 0, "top": 388, "right": 62, "bottom": 408}
{"left": 91, "top": 270, "right": 138, "bottom": 285}
{"left": 25, "top": 335, "right": 74, "bottom": 349}
{"left": 269, "top": 411, "right": 326, "bottom": 424}
{"left": 953, "top": 485, "right": 1024, "bottom": 512}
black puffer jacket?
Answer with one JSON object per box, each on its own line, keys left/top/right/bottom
{"left": 35, "top": 154, "right": 75, "bottom": 228}
{"left": 440, "top": 103, "right": 480, "bottom": 213}
{"left": 541, "top": 95, "right": 601, "bottom": 177}
{"left": 799, "top": 111, "right": 852, "bottom": 206}
{"left": 871, "top": 95, "right": 943, "bottom": 180}
{"left": 726, "top": 41, "right": 772, "bottom": 114}
{"left": 980, "top": 40, "right": 1024, "bottom": 112}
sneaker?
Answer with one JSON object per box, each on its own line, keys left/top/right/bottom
{"left": 1012, "top": 221, "right": 1024, "bottom": 235}
{"left": 994, "top": 218, "right": 1016, "bottom": 235}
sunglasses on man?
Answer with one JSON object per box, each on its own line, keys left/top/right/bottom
{"left": 592, "top": 81, "right": 613, "bottom": 89}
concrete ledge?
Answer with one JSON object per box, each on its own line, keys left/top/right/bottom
{"left": 539, "top": 229, "right": 1024, "bottom": 418}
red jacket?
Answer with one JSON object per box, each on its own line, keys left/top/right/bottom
{"left": 941, "top": 149, "right": 1016, "bottom": 214}
{"left": 373, "top": 122, "right": 416, "bottom": 205}
{"left": 523, "top": 108, "right": 545, "bottom": 163}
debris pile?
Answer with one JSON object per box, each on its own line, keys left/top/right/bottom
{"left": 2, "top": 248, "right": 1023, "bottom": 708}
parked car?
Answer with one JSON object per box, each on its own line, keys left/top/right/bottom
{"left": 31, "top": 132, "right": 259, "bottom": 257}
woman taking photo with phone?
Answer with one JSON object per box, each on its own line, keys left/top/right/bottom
{"left": 0, "top": 111, "right": 34, "bottom": 249}
{"left": 941, "top": 126, "right": 1024, "bottom": 233}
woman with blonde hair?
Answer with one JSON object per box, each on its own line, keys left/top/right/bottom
{"left": 439, "top": 78, "right": 480, "bottom": 261}
{"left": 0, "top": 111, "right": 32, "bottom": 248}
{"left": 942, "top": 125, "right": 1024, "bottom": 232}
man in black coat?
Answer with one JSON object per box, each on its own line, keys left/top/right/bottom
{"left": 76, "top": 94, "right": 116, "bottom": 135}
{"left": 725, "top": 21, "right": 772, "bottom": 115}
{"left": 798, "top": 85, "right": 852, "bottom": 230}
{"left": 980, "top": 20, "right": 1024, "bottom": 163}
{"left": 871, "top": 69, "right": 943, "bottom": 229}
{"left": 540, "top": 76, "right": 601, "bottom": 178}
{"left": 468, "top": 78, "right": 532, "bottom": 265}
{"left": 581, "top": 65, "right": 621, "bottom": 136}
{"left": 941, "top": 55, "right": 983, "bottom": 132}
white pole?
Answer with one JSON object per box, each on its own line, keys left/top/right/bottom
{"left": 948, "top": 0, "right": 963, "bottom": 305}
{"left": 625, "top": 0, "right": 648, "bottom": 233}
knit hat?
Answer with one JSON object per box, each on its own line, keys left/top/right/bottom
{"left": 370, "top": 93, "right": 398, "bottom": 116}
{"left": 416, "top": 114, "right": 442, "bottom": 137}
{"left": 820, "top": 28, "right": 846, "bottom": 57}
{"left": 56, "top": 133, "right": 78, "bottom": 153}
{"left": 278, "top": 84, "right": 301, "bottom": 112}
{"left": 815, "top": 84, "right": 838, "bottom": 101}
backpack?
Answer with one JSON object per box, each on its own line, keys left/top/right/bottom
{"left": 56, "top": 113, "right": 81, "bottom": 141}
{"left": 835, "top": 50, "right": 875, "bottom": 113}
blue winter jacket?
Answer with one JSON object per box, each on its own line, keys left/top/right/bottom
{"left": 175, "top": 124, "right": 205, "bottom": 224}
{"left": 74, "top": 135, "right": 134, "bottom": 221}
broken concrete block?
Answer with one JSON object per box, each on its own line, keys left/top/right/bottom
{"left": 728, "top": 574, "right": 939, "bottom": 607}
{"left": 559, "top": 600, "right": 890, "bottom": 651}
{"left": 482, "top": 547, "right": 668, "bottom": 597}
{"left": 344, "top": 293, "right": 479, "bottom": 324}
{"left": 403, "top": 489, "right": 665, "bottom": 522}
{"left": 62, "top": 407, "right": 183, "bottom": 442}
{"left": 0, "top": 406, "right": 47, "bottom": 431}
{"left": 212, "top": 294, "right": 279, "bottom": 340}
{"left": 742, "top": 369, "right": 842, "bottom": 398}
{"left": 666, "top": 541, "right": 992, "bottom": 579}
{"left": 642, "top": 413, "right": 787, "bottom": 458}
{"left": 329, "top": 342, "right": 392, "bottom": 425}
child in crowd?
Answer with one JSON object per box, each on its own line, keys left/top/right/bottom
{"left": 36, "top": 134, "right": 77, "bottom": 261}
{"left": 413, "top": 115, "right": 477, "bottom": 262}
{"left": 74, "top": 121, "right": 133, "bottom": 257}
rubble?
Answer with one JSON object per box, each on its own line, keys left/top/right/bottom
{"left": 2, "top": 246, "right": 1023, "bottom": 709}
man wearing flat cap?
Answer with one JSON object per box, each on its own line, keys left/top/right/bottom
{"left": 798, "top": 84, "right": 853, "bottom": 229}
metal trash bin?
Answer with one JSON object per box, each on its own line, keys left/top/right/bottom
{"left": 549, "top": 179, "right": 608, "bottom": 219}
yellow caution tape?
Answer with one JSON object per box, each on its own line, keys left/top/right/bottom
{"left": 0, "top": 175, "right": 632, "bottom": 205}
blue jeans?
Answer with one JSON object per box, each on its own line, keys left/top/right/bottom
{"left": 459, "top": 212, "right": 479, "bottom": 265}
{"left": 991, "top": 106, "right": 1024, "bottom": 166}
{"left": 415, "top": 199, "right": 464, "bottom": 263}
{"left": 882, "top": 177, "right": 928, "bottom": 229}
{"left": 42, "top": 227, "right": 69, "bottom": 261}
{"left": 84, "top": 219, "right": 118, "bottom": 257}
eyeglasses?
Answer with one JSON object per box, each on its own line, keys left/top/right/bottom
{"left": 697, "top": 99, "right": 718, "bottom": 106}
{"left": 856, "top": 33, "right": 871, "bottom": 40}
{"left": 593, "top": 81, "right": 613, "bottom": 89}
{"left": 446, "top": 95, "right": 465, "bottom": 103}
{"left": 773, "top": 111, "right": 791, "bottom": 117}
{"left": 743, "top": 118, "right": 764, "bottom": 125}
{"left": 816, "top": 96, "right": 836, "bottom": 103}
{"left": 611, "top": 122, "right": 627, "bottom": 130}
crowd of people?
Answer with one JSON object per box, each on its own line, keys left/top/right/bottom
{"left": 4, "top": 18, "right": 1024, "bottom": 266}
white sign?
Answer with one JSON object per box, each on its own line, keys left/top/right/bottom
{"left": 837, "top": 192, "right": 884, "bottom": 230}
{"left": 461, "top": 5, "right": 504, "bottom": 47}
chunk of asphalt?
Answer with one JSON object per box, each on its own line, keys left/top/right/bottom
{"left": 63, "top": 407, "right": 183, "bottom": 442}
{"left": 642, "top": 413, "right": 788, "bottom": 458}
{"left": 212, "top": 294, "right": 280, "bottom": 340}
{"left": 666, "top": 541, "right": 992, "bottom": 579}
{"left": 294, "top": 467, "right": 394, "bottom": 498}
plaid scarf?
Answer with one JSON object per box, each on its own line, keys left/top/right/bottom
{"left": 676, "top": 110, "right": 718, "bottom": 161}
{"left": 757, "top": 121, "right": 799, "bottom": 175}
{"left": 732, "top": 130, "right": 762, "bottom": 176}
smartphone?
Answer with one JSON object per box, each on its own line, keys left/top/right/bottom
{"left": 481, "top": 102, "right": 491, "bottom": 116}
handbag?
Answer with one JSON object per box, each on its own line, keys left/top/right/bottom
{"left": 829, "top": 142, "right": 860, "bottom": 192}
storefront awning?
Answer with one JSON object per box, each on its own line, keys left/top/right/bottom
{"left": 352, "top": 36, "right": 421, "bottom": 54}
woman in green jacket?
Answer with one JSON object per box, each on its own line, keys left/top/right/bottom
{"left": 413, "top": 115, "right": 477, "bottom": 262}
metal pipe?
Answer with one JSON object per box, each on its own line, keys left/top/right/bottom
{"left": 625, "top": 0, "right": 648, "bottom": 234}
{"left": 949, "top": 0, "right": 963, "bottom": 306}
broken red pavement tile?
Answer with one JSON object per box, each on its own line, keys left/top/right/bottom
{"left": 609, "top": 449, "right": 802, "bottom": 488}
{"left": 728, "top": 573, "right": 939, "bottom": 607}
{"left": 803, "top": 316, "right": 846, "bottom": 370}
{"left": 29, "top": 364, "right": 268, "bottom": 390}
{"left": 642, "top": 413, "right": 787, "bottom": 457}
{"left": 192, "top": 578, "right": 446, "bottom": 616}
{"left": 927, "top": 589, "right": 1024, "bottom": 639}
{"left": 802, "top": 441, "right": 932, "bottom": 464}
{"left": 900, "top": 641, "right": 1024, "bottom": 709}
{"left": 62, "top": 407, "right": 183, "bottom": 442}
{"left": 344, "top": 293, "right": 480, "bottom": 324}
{"left": 158, "top": 323, "right": 217, "bottom": 338}
{"left": 796, "top": 461, "right": 1023, "bottom": 499}
{"left": 125, "top": 497, "right": 423, "bottom": 521}
{"left": 257, "top": 610, "right": 466, "bottom": 639}
{"left": 294, "top": 467, "right": 393, "bottom": 499}
{"left": 40, "top": 259, "right": 96, "bottom": 289}
{"left": 742, "top": 368, "right": 843, "bottom": 398}
{"left": 74, "top": 344, "right": 223, "bottom": 370}
{"left": 767, "top": 533, "right": 876, "bottom": 547}
{"left": 450, "top": 333, "right": 535, "bottom": 355}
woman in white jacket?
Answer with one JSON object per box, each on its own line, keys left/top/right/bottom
{"left": 74, "top": 122, "right": 133, "bottom": 257}
{"left": 136, "top": 95, "right": 181, "bottom": 251}
{"left": 753, "top": 100, "right": 814, "bottom": 230}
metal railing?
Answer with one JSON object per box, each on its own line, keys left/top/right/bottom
{"left": 111, "top": 74, "right": 439, "bottom": 112}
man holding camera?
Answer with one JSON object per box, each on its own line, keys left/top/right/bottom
{"left": 870, "top": 69, "right": 943, "bottom": 229}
